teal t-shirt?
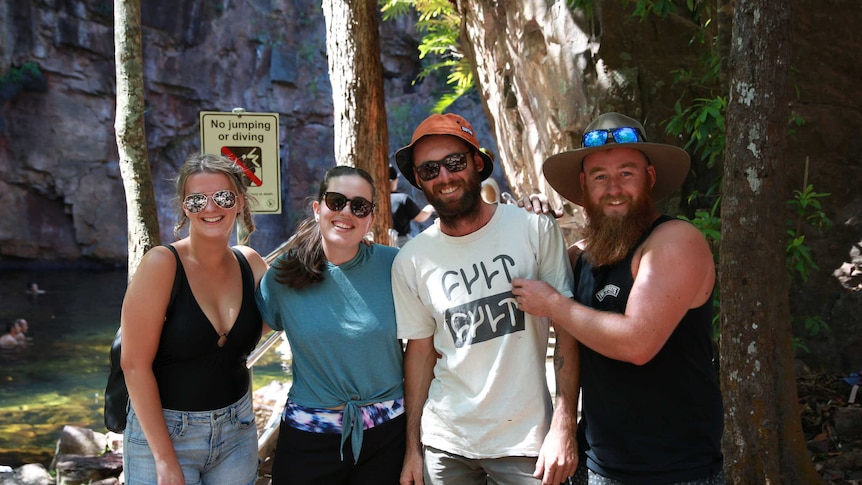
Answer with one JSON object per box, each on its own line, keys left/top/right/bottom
{"left": 255, "top": 243, "right": 404, "bottom": 458}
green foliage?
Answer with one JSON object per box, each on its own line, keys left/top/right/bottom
{"left": 652, "top": 1, "right": 832, "bottom": 354}
{"left": 681, "top": 165, "right": 833, "bottom": 352}
{"left": 380, "top": 0, "right": 413, "bottom": 18}
{"left": 786, "top": 234, "right": 815, "bottom": 281}
{"left": 0, "top": 62, "right": 45, "bottom": 102}
{"left": 791, "top": 315, "right": 831, "bottom": 354}
{"left": 2, "top": 62, "right": 40, "bottom": 85}
{"left": 792, "top": 337, "right": 809, "bottom": 354}
{"left": 788, "top": 109, "right": 806, "bottom": 136}
{"left": 679, "top": 198, "right": 722, "bottom": 334}
{"left": 786, "top": 184, "right": 832, "bottom": 282}
{"left": 679, "top": 197, "right": 722, "bottom": 332}
{"left": 566, "top": 0, "right": 595, "bottom": 17}
{"left": 789, "top": 185, "right": 831, "bottom": 231}
{"left": 666, "top": 96, "right": 726, "bottom": 169}
{"left": 381, "top": 0, "right": 472, "bottom": 113}
{"left": 802, "top": 315, "right": 830, "bottom": 338}
{"left": 387, "top": 100, "right": 420, "bottom": 146}
{"left": 680, "top": 197, "right": 721, "bottom": 247}
{"left": 680, "top": 176, "right": 833, "bottom": 354}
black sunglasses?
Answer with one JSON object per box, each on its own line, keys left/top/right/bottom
{"left": 183, "top": 190, "right": 238, "bottom": 213}
{"left": 414, "top": 152, "right": 470, "bottom": 181}
{"left": 323, "top": 192, "right": 375, "bottom": 218}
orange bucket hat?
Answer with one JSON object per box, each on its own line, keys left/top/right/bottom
{"left": 395, "top": 113, "right": 494, "bottom": 188}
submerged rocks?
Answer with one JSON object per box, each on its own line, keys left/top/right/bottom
{"left": 0, "top": 464, "right": 53, "bottom": 485}
{"left": 0, "top": 425, "right": 121, "bottom": 485}
{"left": 1, "top": 382, "right": 288, "bottom": 484}
{"left": 54, "top": 453, "right": 123, "bottom": 485}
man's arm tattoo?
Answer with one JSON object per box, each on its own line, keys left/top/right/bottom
{"left": 554, "top": 345, "right": 565, "bottom": 372}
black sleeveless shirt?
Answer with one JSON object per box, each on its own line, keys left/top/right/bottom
{"left": 153, "top": 246, "right": 262, "bottom": 411}
{"left": 573, "top": 215, "right": 724, "bottom": 483}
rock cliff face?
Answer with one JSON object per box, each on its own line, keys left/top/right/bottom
{"left": 1, "top": 1, "right": 860, "bottom": 372}
{"left": 0, "top": 0, "right": 493, "bottom": 263}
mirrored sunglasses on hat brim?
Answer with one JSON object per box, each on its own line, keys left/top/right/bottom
{"left": 582, "top": 127, "right": 644, "bottom": 148}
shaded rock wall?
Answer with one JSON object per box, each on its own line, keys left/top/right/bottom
{"left": 783, "top": 0, "right": 862, "bottom": 372}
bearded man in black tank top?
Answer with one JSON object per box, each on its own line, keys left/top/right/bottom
{"left": 513, "top": 113, "right": 725, "bottom": 485}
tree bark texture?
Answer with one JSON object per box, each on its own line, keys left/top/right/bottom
{"left": 716, "top": 0, "right": 734, "bottom": 88}
{"left": 114, "top": 0, "right": 160, "bottom": 278}
{"left": 321, "top": 0, "right": 392, "bottom": 244}
{"left": 457, "top": 0, "right": 713, "bottom": 236}
{"left": 720, "top": 0, "right": 821, "bottom": 482}
{"left": 456, "top": 0, "right": 594, "bottom": 211}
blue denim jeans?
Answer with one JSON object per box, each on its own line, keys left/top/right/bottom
{"left": 123, "top": 392, "right": 258, "bottom": 485}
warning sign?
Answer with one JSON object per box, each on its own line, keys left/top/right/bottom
{"left": 200, "top": 111, "right": 282, "bottom": 214}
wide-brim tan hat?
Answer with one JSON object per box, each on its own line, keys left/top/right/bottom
{"left": 395, "top": 113, "right": 494, "bottom": 188}
{"left": 543, "top": 112, "right": 690, "bottom": 206}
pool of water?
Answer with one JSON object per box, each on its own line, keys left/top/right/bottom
{"left": 0, "top": 269, "right": 290, "bottom": 467}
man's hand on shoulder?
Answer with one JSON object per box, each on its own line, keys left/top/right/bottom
{"left": 517, "top": 192, "right": 564, "bottom": 218}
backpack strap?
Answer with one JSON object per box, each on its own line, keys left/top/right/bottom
{"left": 104, "top": 244, "right": 182, "bottom": 432}
{"left": 162, "top": 244, "right": 182, "bottom": 313}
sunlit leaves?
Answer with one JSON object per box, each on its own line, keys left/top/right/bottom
{"left": 381, "top": 0, "right": 472, "bottom": 113}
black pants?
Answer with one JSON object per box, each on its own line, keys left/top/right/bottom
{"left": 571, "top": 465, "right": 725, "bottom": 485}
{"left": 270, "top": 413, "right": 406, "bottom": 485}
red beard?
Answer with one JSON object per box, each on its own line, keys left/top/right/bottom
{"left": 582, "top": 183, "right": 656, "bottom": 267}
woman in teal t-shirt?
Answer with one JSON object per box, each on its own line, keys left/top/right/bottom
{"left": 255, "top": 166, "right": 405, "bottom": 484}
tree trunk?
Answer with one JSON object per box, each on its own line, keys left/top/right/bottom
{"left": 456, "top": 0, "right": 593, "bottom": 207}
{"left": 114, "top": 0, "right": 160, "bottom": 278}
{"left": 720, "top": 0, "right": 821, "bottom": 482}
{"left": 456, "top": 0, "right": 714, "bottom": 239}
{"left": 321, "top": 0, "right": 392, "bottom": 244}
{"left": 716, "top": 0, "right": 733, "bottom": 88}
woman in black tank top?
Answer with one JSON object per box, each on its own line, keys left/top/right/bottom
{"left": 120, "top": 153, "right": 271, "bottom": 485}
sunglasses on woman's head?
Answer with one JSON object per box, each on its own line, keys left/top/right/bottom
{"left": 183, "top": 190, "right": 238, "bottom": 213}
{"left": 582, "top": 127, "right": 644, "bottom": 148}
{"left": 414, "top": 152, "right": 470, "bottom": 181}
{"left": 323, "top": 192, "right": 375, "bottom": 218}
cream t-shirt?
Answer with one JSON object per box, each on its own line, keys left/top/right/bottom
{"left": 393, "top": 204, "right": 574, "bottom": 458}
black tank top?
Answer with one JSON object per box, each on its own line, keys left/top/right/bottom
{"left": 573, "top": 215, "right": 724, "bottom": 483}
{"left": 153, "top": 246, "right": 262, "bottom": 411}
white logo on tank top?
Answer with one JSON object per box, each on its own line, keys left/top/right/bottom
{"left": 595, "top": 284, "right": 620, "bottom": 302}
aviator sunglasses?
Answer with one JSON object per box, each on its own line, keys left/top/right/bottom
{"left": 582, "top": 126, "right": 644, "bottom": 148}
{"left": 183, "top": 190, "right": 238, "bottom": 213}
{"left": 414, "top": 152, "right": 470, "bottom": 181}
{"left": 323, "top": 192, "right": 375, "bottom": 218}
